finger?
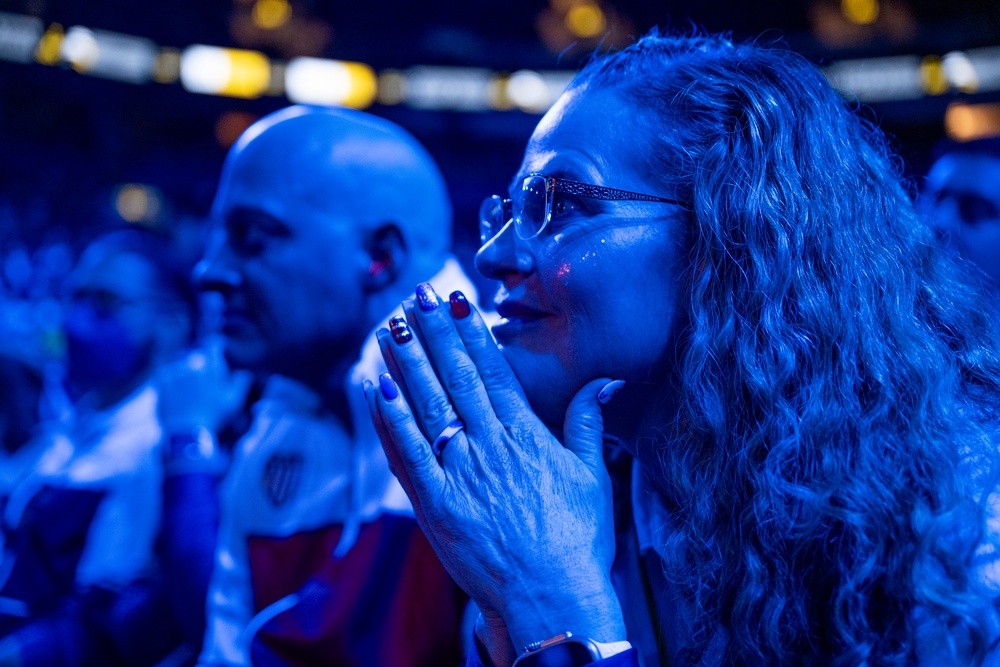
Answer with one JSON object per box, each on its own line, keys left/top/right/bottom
{"left": 381, "top": 309, "right": 473, "bottom": 463}
{"left": 376, "top": 327, "right": 412, "bottom": 422}
{"left": 371, "top": 372, "right": 447, "bottom": 500}
{"left": 363, "top": 379, "right": 417, "bottom": 504}
{"left": 562, "top": 378, "right": 615, "bottom": 475}
{"left": 443, "top": 289, "right": 532, "bottom": 426}
{"left": 408, "top": 284, "right": 504, "bottom": 436}
{"left": 365, "top": 381, "right": 449, "bottom": 558}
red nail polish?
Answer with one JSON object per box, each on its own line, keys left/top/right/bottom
{"left": 449, "top": 291, "right": 471, "bottom": 319}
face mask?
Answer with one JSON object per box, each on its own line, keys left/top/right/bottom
{"left": 63, "top": 303, "right": 149, "bottom": 396}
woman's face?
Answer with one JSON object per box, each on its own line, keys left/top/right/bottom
{"left": 475, "top": 84, "right": 686, "bottom": 428}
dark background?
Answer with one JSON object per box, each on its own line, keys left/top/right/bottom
{"left": 1, "top": 0, "right": 999, "bottom": 290}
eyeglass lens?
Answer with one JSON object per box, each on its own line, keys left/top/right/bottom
{"left": 479, "top": 175, "right": 552, "bottom": 245}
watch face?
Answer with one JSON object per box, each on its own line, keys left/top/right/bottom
{"left": 520, "top": 641, "right": 598, "bottom": 667}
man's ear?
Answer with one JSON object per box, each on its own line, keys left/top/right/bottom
{"left": 362, "top": 223, "right": 407, "bottom": 293}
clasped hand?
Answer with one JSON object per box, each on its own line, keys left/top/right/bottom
{"left": 364, "top": 284, "right": 626, "bottom": 653}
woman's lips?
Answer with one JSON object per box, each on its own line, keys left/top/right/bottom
{"left": 492, "top": 300, "right": 550, "bottom": 342}
{"left": 495, "top": 300, "right": 550, "bottom": 320}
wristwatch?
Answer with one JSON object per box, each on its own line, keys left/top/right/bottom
{"left": 163, "top": 425, "right": 222, "bottom": 473}
{"left": 512, "top": 632, "right": 632, "bottom": 666}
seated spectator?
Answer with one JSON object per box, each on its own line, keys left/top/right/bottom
{"left": 0, "top": 229, "right": 197, "bottom": 666}
{"left": 368, "top": 32, "right": 1000, "bottom": 667}
{"left": 922, "top": 136, "right": 1000, "bottom": 293}
{"left": 194, "top": 106, "right": 474, "bottom": 667}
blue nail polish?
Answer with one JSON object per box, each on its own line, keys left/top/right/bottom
{"left": 379, "top": 372, "right": 399, "bottom": 400}
{"left": 415, "top": 282, "right": 439, "bottom": 311}
{"left": 597, "top": 380, "right": 625, "bottom": 405}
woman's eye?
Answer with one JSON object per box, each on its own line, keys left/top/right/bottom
{"left": 550, "top": 193, "right": 589, "bottom": 224}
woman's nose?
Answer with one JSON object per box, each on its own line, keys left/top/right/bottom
{"left": 193, "top": 229, "right": 241, "bottom": 295}
{"left": 474, "top": 220, "right": 534, "bottom": 282}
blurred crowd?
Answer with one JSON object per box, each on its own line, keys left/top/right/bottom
{"left": 0, "top": 75, "right": 998, "bottom": 667}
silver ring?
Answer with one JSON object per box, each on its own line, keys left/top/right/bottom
{"left": 432, "top": 418, "right": 465, "bottom": 457}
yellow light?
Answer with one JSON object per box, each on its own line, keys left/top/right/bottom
{"left": 920, "top": 55, "right": 949, "bottom": 96}
{"left": 34, "top": 23, "right": 63, "bottom": 65}
{"left": 115, "top": 184, "right": 160, "bottom": 224}
{"left": 180, "top": 45, "right": 271, "bottom": 99}
{"left": 840, "top": 0, "right": 879, "bottom": 25}
{"left": 565, "top": 3, "right": 606, "bottom": 38}
{"left": 285, "top": 57, "right": 376, "bottom": 108}
{"left": 225, "top": 49, "right": 271, "bottom": 98}
{"left": 945, "top": 102, "right": 1000, "bottom": 142}
{"left": 251, "top": 0, "right": 292, "bottom": 30}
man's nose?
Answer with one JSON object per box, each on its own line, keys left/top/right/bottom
{"left": 194, "top": 231, "right": 241, "bottom": 294}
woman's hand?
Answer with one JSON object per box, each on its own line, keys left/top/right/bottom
{"left": 364, "top": 283, "right": 626, "bottom": 655}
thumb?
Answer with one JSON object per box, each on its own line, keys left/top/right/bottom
{"left": 562, "top": 377, "right": 620, "bottom": 473}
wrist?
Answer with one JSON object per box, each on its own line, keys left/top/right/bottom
{"left": 513, "top": 633, "right": 632, "bottom": 666}
{"left": 475, "top": 611, "right": 518, "bottom": 667}
{"left": 162, "top": 425, "right": 224, "bottom": 476}
{"left": 501, "top": 578, "right": 626, "bottom": 655}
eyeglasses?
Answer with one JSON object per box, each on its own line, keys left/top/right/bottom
{"left": 479, "top": 173, "right": 685, "bottom": 245}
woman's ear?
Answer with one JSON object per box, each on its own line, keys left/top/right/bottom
{"left": 362, "top": 223, "right": 407, "bottom": 293}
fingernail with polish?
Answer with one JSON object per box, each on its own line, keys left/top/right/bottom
{"left": 379, "top": 372, "right": 399, "bottom": 400}
{"left": 362, "top": 378, "right": 373, "bottom": 391}
{"left": 597, "top": 380, "right": 626, "bottom": 405}
{"left": 415, "top": 282, "right": 439, "bottom": 311}
{"left": 449, "top": 291, "right": 471, "bottom": 319}
{"left": 388, "top": 316, "right": 412, "bottom": 344}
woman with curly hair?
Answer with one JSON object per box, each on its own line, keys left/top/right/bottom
{"left": 366, "top": 32, "right": 1000, "bottom": 666}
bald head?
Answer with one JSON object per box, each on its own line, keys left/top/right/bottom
{"left": 199, "top": 106, "right": 455, "bottom": 383}
{"left": 217, "top": 105, "right": 452, "bottom": 265}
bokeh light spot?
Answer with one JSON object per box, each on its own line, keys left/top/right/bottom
{"left": 251, "top": 0, "right": 292, "bottom": 30}
{"left": 115, "top": 184, "right": 161, "bottom": 224}
{"left": 840, "top": 0, "right": 879, "bottom": 25}
{"left": 945, "top": 102, "right": 1000, "bottom": 142}
{"left": 215, "top": 111, "right": 258, "bottom": 148}
{"left": 565, "top": 3, "right": 606, "bottom": 38}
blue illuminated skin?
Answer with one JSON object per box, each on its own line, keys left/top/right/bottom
{"left": 197, "top": 107, "right": 450, "bottom": 392}
{"left": 199, "top": 134, "right": 367, "bottom": 386}
{"left": 367, "top": 84, "right": 686, "bottom": 663}
{"left": 477, "top": 83, "right": 685, "bottom": 444}
{"left": 64, "top": 249, "right": 166, "bottom": 408}
{"left": 922, "top": 152, "right": 1000, "bottom": 285}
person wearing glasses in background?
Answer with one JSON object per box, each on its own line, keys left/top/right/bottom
{"left": 922, "top": 137, "right": 1000, "bottom": 319}
{"left": 367, "top": 32, "right": 1000, "bottom": 667}
{"left": 0, "top": 229, "right": 200, "bottom": 667}
{"left": 192, "top": 106, "right": 475, "bottom": 667}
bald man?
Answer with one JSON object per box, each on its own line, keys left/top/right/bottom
{"left": 193, "top": 106, "right": 473, "bottom": 667}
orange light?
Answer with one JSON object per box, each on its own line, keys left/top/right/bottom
{"left": 945, "top": 102, "right": 1000, "bottom": 142}
{"left": 215, "top": 111, "right": 258, "bottom": 147}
